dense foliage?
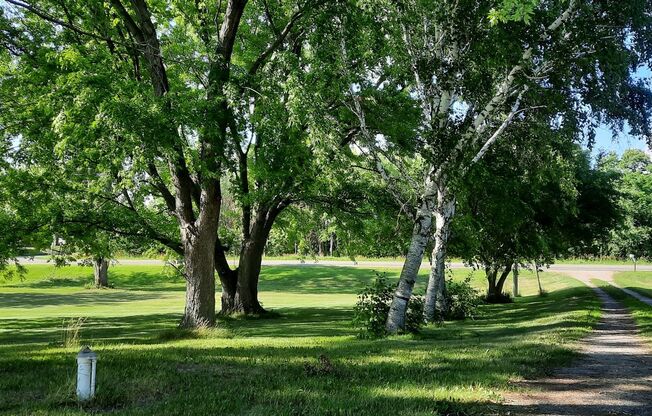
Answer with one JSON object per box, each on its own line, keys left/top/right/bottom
{"left": 601, "top": 150, "right": 652, "bottom": 260}
{"left": 443, "top": 276, "right": 483, "bottom": 321}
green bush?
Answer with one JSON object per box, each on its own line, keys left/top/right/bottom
{"left": 352, "top": 273, "right": 424, "bottom": 338}
{"left": 404, "top": 295, "right": 425, "bottom": 333}
{"left": 445, "top": 276, "right": 483, "bottom": 320}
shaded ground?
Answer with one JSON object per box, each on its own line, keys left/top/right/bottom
{"left": 504, "top": 271, "right": 652, "bottom": 416}
{"left": 602, "top": 273, "right": 652, "bottom": 307}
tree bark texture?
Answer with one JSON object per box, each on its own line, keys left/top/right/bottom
{"left": 93, "top": 257, "right": 109, "bottom": 287}
{"left": 424, "top": 187, "right": 455, "bottom": 322}
{"left": 386, "top": 195, "right": 434, "bottom": 333}
{"left": 180, "top": 219, "right": 219, "bottom": 328}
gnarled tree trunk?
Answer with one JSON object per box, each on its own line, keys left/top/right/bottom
{"left": 93, "top": 257, "right": 109, "bottom": 288}
{"left": 215, "top": 240, "right": 238, "bottom": 313}
{"left": 486, "top": 263, "right": 513, "bottom": 303}
{"left": 232, "top": 226, "right": 267, "bottom": 314}
{"left": 386, "top": 195, "right": 434, "bottom": 333}
{"left": 216, "top": 201, "right": 287, "bottom": 315}
{"left": 424, "top": 187, "right": 455, "bottom": 322}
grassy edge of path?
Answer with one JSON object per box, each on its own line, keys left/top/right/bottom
{"left": 591, "top": 278, "right": 652, "bottom": 347}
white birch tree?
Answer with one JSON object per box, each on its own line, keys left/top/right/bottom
{"left": 336, "top": 0, "right": 652, "bottom": 332}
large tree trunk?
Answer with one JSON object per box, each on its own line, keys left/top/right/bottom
{"left": 486, "top": 263, "right": 513, "bottom": 303}
{"left": 216, "top": 246, "right": 238, "bottom": 313}
{"left": 93, "top": 257, "right": 109, "bottom": 288}
{"left": 230, "top": 232, "right": 267, "bottom": 314}
{"left": 386, "top": 196, "right": 434, "bottom": 333}
{"left": 217, "top": 202, "right": 287, "bottom": 315}
{"left": 423, "top": 187, "right": 455, "bottom": 322}
{"left": 180, "top": 224, "right": 218, "bottom": 328}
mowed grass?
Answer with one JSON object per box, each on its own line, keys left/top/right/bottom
{"left": 613, "top": 271, "right": 652, "bottom": 299}
{"left": 0, "top": 264, "right": 599, "bottom": 415}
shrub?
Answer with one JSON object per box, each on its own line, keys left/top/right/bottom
{"left": 352, "top": 273, "right": 424, "bottom": 338}
{"left": 352, "top": 273, "right": 392, "bottom": 338}
{"left": 404, "top": 295, "right": 425, "bottom": 333}
{"left": 445, "top": 276, "right": 483, "bottom": 320}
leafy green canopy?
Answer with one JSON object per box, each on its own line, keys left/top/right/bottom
{"left": 336, "top": 0, "right": 652, "bottom": 209}
{"left": 600, "top": 149, "right": 652, "bottom": 259}
{"left": 450, "top": 125, "right": 620, "bottom": 268}
{"left": 0, "top": 1, "right": 353, "bottom": 268}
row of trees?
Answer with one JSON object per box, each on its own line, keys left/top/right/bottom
{"left": 2, "top": 0, "right": 651, "bottom": 331}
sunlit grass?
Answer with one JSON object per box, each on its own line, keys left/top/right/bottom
{"left": 612, "top": 271, "right": 652, "bottom": 298}
{"left": 0, "top": 264, "right": 599, "bottom": 415}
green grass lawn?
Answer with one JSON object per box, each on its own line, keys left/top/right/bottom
{"left": 0, "top": 265, "right": 599, "bottom": 415}
{"left": 613, "top": 271, "right": 652, "bottom": 298}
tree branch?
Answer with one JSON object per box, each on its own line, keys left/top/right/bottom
{"left": 6, "top": 0, "right": 117, "bottom": 43}
{"left": 249, "top": 4, "right": 307, "bottom": 75}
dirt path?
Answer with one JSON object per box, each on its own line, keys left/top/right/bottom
{"left": 503, "top": 271, "right": 652, "bottom": 415}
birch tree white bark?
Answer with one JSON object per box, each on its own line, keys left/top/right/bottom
{"left": 370, "top": 0, "right": 624, "bottom": 331}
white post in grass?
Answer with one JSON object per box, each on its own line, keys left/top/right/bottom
{"left": 76, "top": 346, "right": 97, "bottom": 400}
{"left": 629, "top": 254, "right": 637, "bottom": 272}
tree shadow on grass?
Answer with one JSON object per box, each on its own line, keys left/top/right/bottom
{"left": 219, "top": 307, "right": 355, "bottom": 338}
{"left": 0, "top": 291, "right": 165, "bottom": 309}
{"left": 6, "top": 266, "right": 407, "bottom": 294}
{"left": 619, "top": 285, "right": 652, "bottom": 302}
{"left": 0, "top": 337, "right": 592, "bottom": 416}
{"left": 0, "top": 313, "right": 181, "bottom": 347}
{"left": 12, "top": 271, "right": 187, "bottom": 292}
{"left": 0, "top": 287, "right": 596, "bottom": 348}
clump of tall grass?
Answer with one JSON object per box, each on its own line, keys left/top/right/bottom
{"left": 61, "top": 317, "right": 86, "bottom": 348}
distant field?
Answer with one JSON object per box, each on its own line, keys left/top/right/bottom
{"left": 0, "top": 264, "right": 599, "bottom": 415}
{"left": 32, "top": 252, "right": 648, "bottom": 266}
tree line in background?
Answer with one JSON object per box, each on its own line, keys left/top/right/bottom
{"left": 1, "top": 0, "right": 651, "bottom": 331}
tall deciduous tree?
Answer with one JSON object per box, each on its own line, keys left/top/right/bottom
{"left": 333, "top": 0, "right": 652, "bottom": 332}
{"left": 0, "top": 0, "right": 348, "bottom": 327}
{"left": 451, "top": 128, "right": 619, "bottom": 302}
{"left": 602, "top": 149, "right": 652, "bottom": 259}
